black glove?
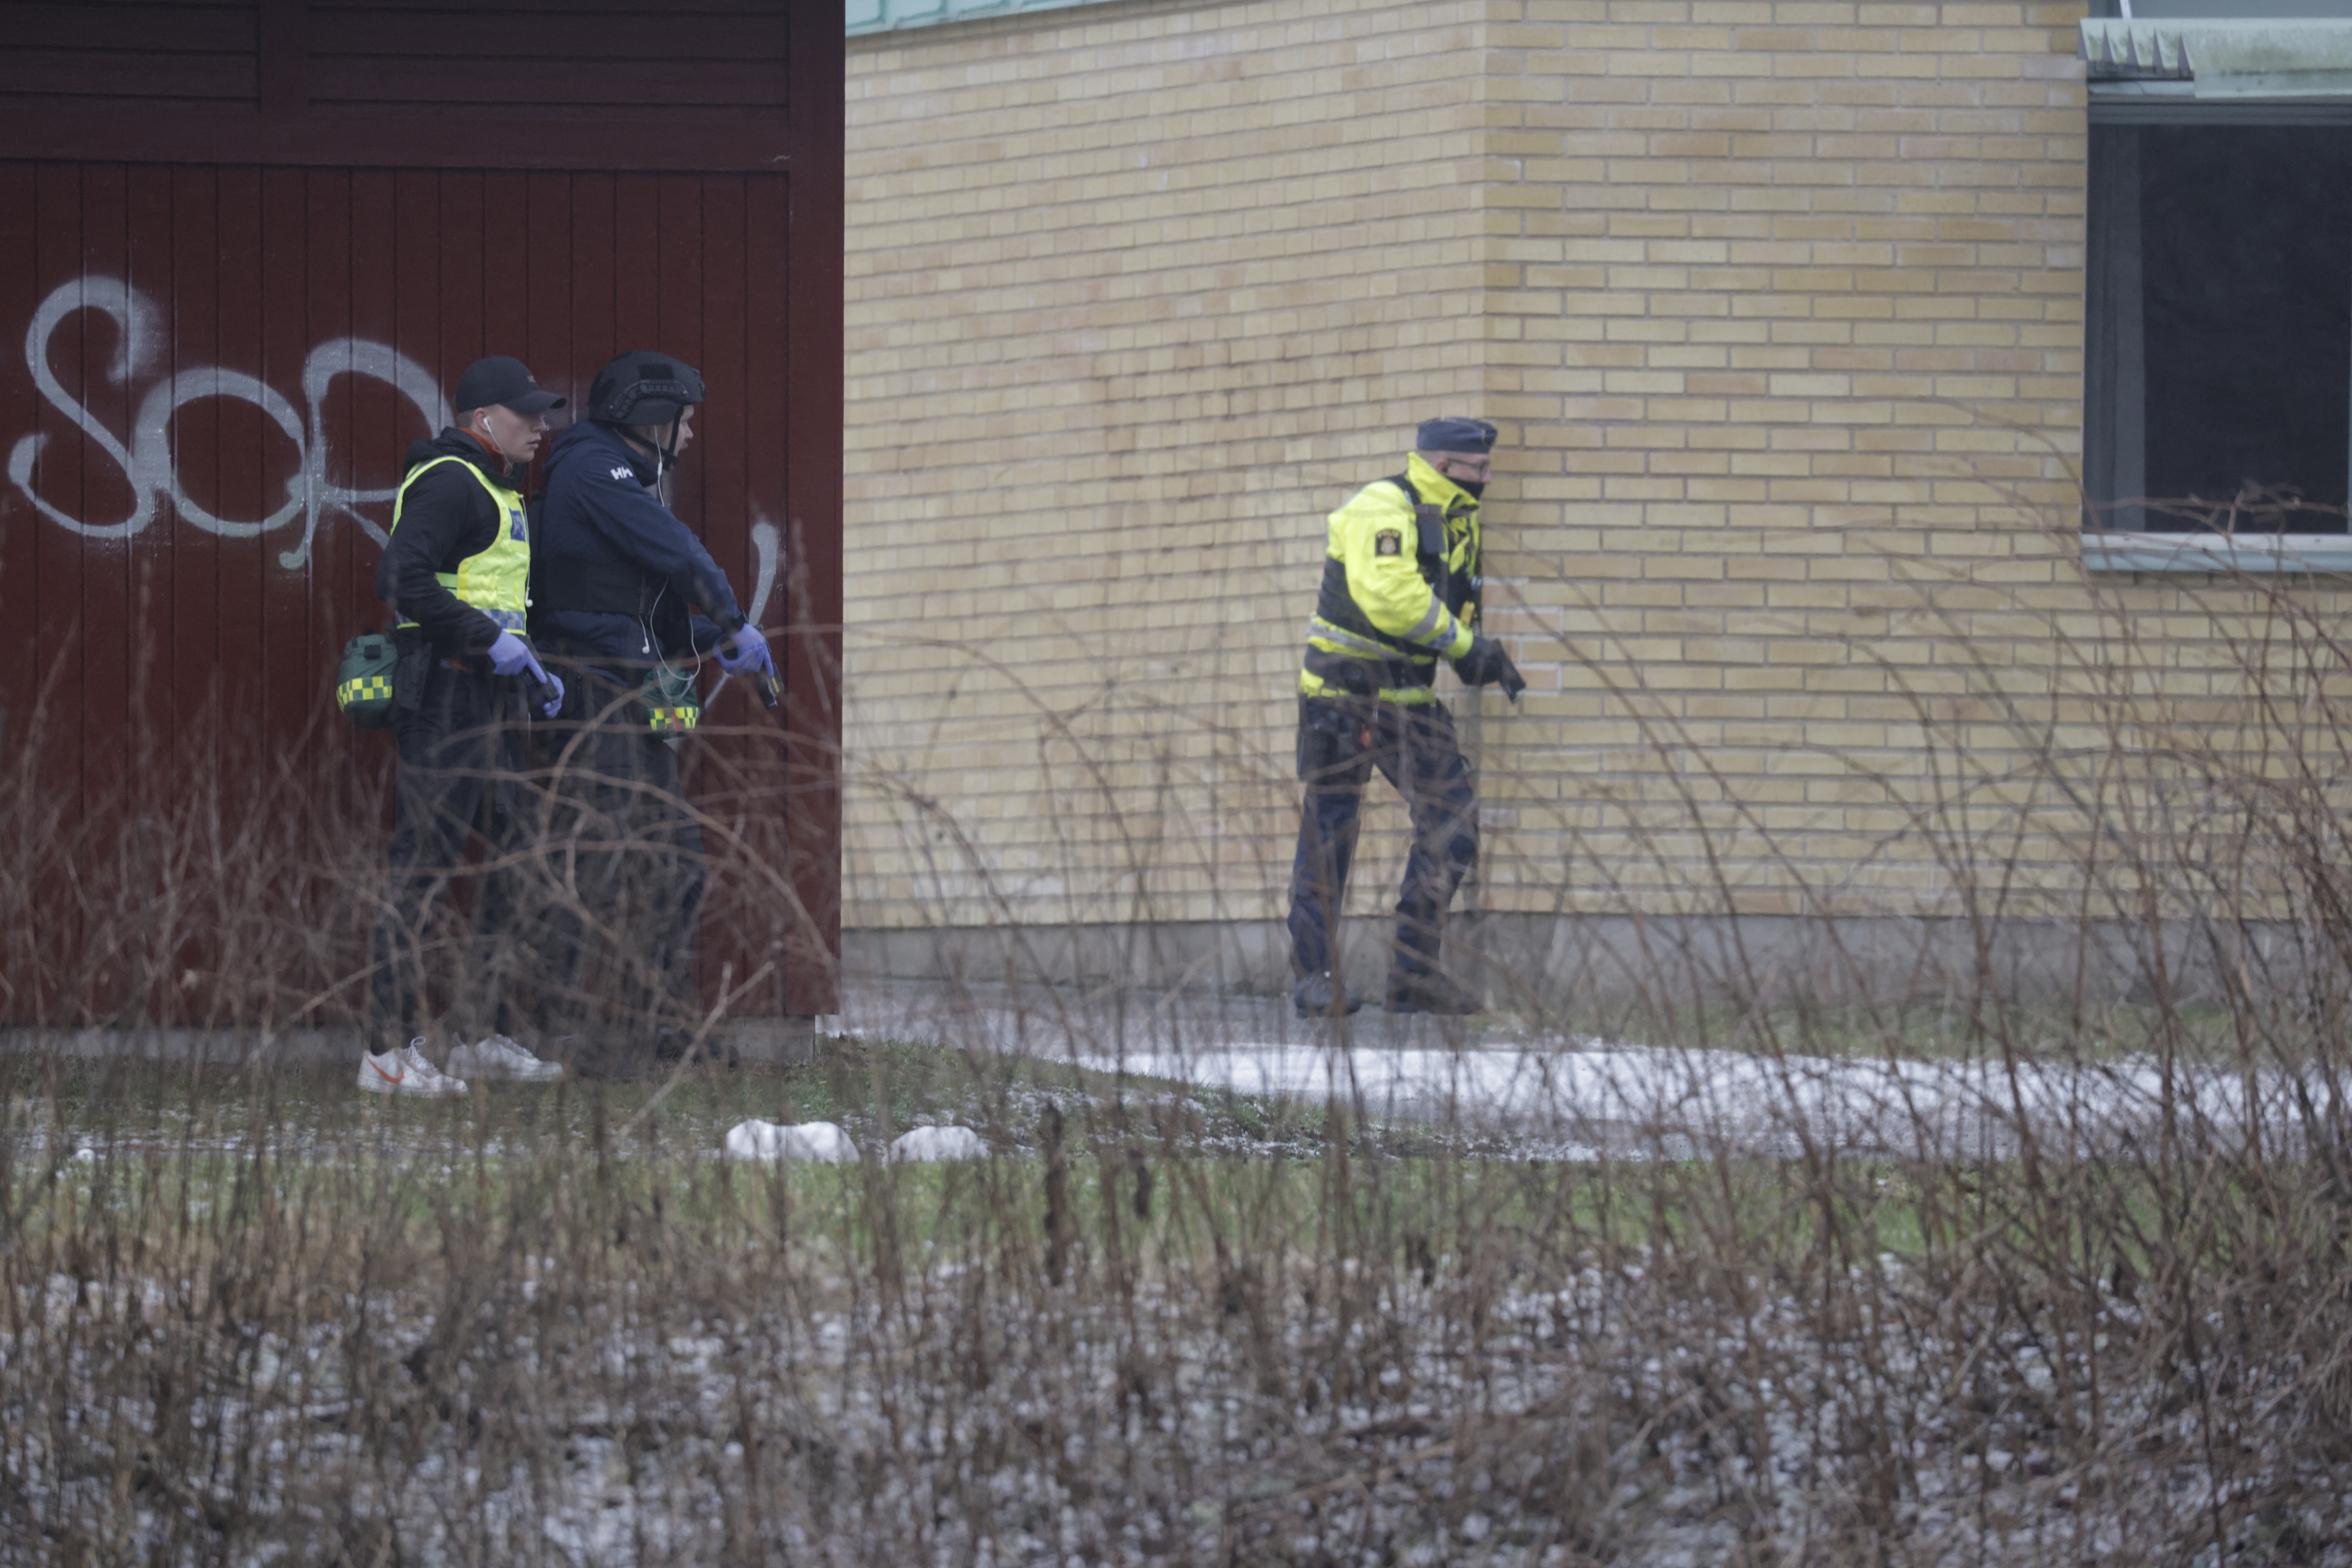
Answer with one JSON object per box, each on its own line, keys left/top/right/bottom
{"left": 1452, "top": 635, "right": 1526, "bottom": 699}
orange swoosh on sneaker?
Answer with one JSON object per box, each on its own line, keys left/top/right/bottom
{"left": 369, "top": 1059, "right": 406, "bottom": 1085}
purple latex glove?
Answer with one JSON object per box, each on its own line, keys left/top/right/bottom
{"left": 716, "top": 626, "right": 775, "bottom": 678}
{"left": 487, "top": 629, "right": 551, "bottom": 686}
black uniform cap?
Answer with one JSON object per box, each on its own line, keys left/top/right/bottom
{"left": 453, "top": 356, "right": 565, "bottom": 416}
{"left": 1417, "top": 417, "right": 1496, "bottom": 453}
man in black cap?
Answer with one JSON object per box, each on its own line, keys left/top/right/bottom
{"left": 1287, "top": 417, "right": 1525, "bottom": 1018}
{"left": 359, "top": 355, "right": 570, "bottom": 1096}
{"left": 527, "top": 350, "right": 773, "bottom": 1076}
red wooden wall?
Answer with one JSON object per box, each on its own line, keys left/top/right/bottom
{"left": 0, "top": 2, "right": 843, "bottom": 1024}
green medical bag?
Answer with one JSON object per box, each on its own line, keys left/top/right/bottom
{"left": 335, "top": 629, "right": 399, "bottom": 729}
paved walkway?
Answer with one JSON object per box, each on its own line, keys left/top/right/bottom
{"left": 829, "top": 977, "right": 2309, "bottom": 1160}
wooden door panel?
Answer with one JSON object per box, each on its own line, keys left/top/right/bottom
{"left": 0, "top": 163, "right": 805, "bottom": 1025}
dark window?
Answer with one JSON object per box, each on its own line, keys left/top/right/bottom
{"left": 2086, "top": 123, "right": 2352, "bottom": 534}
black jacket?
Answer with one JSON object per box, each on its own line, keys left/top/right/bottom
{"left": 373, "top": 429, "right": 522, "bottom": 659}
{"left": 529, "top": 420, "right": 746, "bottom": 666}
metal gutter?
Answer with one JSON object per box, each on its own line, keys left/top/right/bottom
{"left": 848, "top": 0, "right": 1112, "bottom": 36}
{"left": 2082, "top": 18, "right": 2352, "bottom": 96}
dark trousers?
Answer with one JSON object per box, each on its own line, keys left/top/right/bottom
{"left": 1286, "top": 696, "right": 1478, "bottom": 985}
{"left": 367, "top": 660, "right": 537, "bottom": 1051}
{"left": 534, "top": 646, "right": 708, "bottom": 1041}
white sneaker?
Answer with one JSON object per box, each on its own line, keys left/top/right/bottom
{"left": 446, "top": 1032, "right": 564, "bottom": 1083}
{"left": 357, "top": 1039, "right": 469, "bottom": 1098}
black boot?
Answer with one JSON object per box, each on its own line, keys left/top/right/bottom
{"left": 1385, "top": 971, "right": 1484, "bottom": 1015}
{"left": 1292, "top": 972, "right": 1365, "bottom": 1018}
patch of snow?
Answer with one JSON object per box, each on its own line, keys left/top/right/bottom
{"left": 890, "top": 1124, "right": 987, "bottom": 1162}
{"left": 723, "top": 1118, "right": 855, "bottom": 1163}
{"left": 1051, "top": 1038, "right": 2320, "bottom": 1159}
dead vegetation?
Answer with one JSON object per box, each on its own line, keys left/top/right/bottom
{"left": 8, "top": 532, "right": 2352, "bottom": 1565}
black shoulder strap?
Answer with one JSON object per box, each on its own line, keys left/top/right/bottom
{"left": 1387, "top": 473, "right": 1448, "bottom": 561}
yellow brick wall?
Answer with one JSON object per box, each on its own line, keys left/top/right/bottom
{"left": 843, "top": 0, "right": 2352, "bottom": 938}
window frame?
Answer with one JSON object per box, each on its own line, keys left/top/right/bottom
{"left": 2082, "top": 45, "right": 2352, "bottom": 571}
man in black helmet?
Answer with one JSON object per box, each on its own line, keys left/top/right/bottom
{"left": 529, "top": 350, "right": 776, "bottom": 1075}
{"left": 1287, "top": 417, "right": 1524, "bottom": 1019}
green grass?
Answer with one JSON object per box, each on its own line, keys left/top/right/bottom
{"left": 2, "top": 1031, "right": 1524, "bottom": 1182}
{"left": 3, "top": 1031, "right": 2306, "bottom": 1306}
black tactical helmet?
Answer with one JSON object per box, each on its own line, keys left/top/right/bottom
{"left": 587, "top": 351, "right": 706, "bottom": 429}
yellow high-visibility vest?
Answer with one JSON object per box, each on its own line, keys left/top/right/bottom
{"left": 389, "top": 455, "right": 530, "bottom": 630}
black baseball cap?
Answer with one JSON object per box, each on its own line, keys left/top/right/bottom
{"left": 453, "top": 356, "right": 566, "bottom": 417}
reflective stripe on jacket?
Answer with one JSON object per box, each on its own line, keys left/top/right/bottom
{"left": 390, "top": 456, "right": 530, "bottom": 630}
{"left": 1297, "top": 451, "right": 1481, "bottom": 706}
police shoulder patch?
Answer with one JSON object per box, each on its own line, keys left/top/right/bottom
{"left": 1374, "top": 529, "right": 1402, "bottom": 557}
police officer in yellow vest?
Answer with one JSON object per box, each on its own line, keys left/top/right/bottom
{"left": 1289, "top": 417, "right": 1525, "bottom": 1018}
{"left": 359, "top": 356, "right": 570, "bottom": 1096}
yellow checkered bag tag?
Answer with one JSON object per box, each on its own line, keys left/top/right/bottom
{"left": 643, "top": 663, "right": 701, "bottom": 737}
{"left": 335, "top": 630, "right": 399, "bottom": 729}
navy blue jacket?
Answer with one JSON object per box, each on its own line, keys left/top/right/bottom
{"left": 529, "top": 420, "right": 746, "bottom": 664}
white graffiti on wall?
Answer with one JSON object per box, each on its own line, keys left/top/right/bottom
{"left": 6, "top": 277, "right": 452, "bottom": 569}
{"left": 7, "top": 276, "right": 787, "bottom": 614}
